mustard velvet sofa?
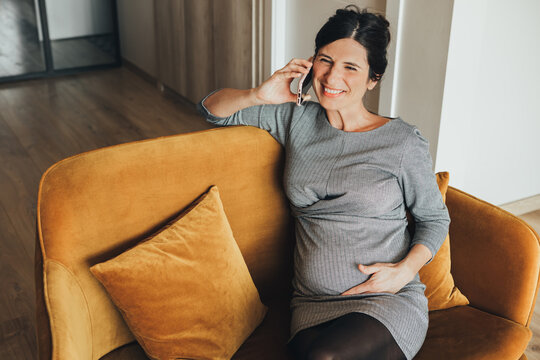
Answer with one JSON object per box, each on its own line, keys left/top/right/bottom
{"left": 35, "top": 126, "right": 540, "bottom": 360}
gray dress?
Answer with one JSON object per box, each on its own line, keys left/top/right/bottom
{"left": 197, "top": 94, "right": 450, "bottom": 360}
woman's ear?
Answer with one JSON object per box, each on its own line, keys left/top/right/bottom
{"left": 367, "top": 79, "right": 378, "bottom": 91}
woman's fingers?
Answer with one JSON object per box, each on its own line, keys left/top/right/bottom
{"left": 341, "top": 283, "right": 369, "bottom": 296}
{"left": 288, "top": 57, "right": 313, "bottom": 68}
{"left": 275, "top": 71, "right": 303, "bottom": 80}
{"left": 268, "top": 58, "right": 312, "bottom": 80}
{"left": 279, "top": 63, "right": 311, "bottom": 74}
{"left": 280, "top": 59, "right": 312, "bottom": 73}
{"left": 274, "top": 66, "right": 309, "bottom": 80}
{"left": 253, "top": 57, "right": 312, "bottom": 104}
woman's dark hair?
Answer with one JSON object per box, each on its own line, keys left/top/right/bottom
{"left": 315, "top": 5, "right": 390, "bottom": 82}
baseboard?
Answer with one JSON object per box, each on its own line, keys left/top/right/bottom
{"left": 499, "top": 194, "right": 540, "bottom": 216}
{"left": 121, "top": 58, "right": 196, "bottom": 109}
{"left": 121, "top": 58, "right": 158, "bottom": 86}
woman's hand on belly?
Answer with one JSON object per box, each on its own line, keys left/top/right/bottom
{"left": 340, "top": 261, "right": 415, "bottom": 296}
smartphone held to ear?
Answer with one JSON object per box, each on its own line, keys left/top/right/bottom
{"left": 296, "top": 69, "right": 313, "bottom": 106}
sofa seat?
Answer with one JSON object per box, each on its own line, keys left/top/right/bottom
{"left": 100, "top": 302, "right": 531, "bottom": 360}
{"left": 100, "top": 296, "right": 295, "bottom": 360}
{"left": 416, "top": 305, "right": 532, "bottom": 360}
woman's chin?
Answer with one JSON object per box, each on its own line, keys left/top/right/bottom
{"left": 318, "top": 98, "right": 342, "bottom": 111}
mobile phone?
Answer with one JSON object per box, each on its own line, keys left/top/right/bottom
{"left": 296, "top": 68, "right": 313, "bottom": 106}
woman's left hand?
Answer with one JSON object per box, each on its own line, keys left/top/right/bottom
{"left": 341, "top": 262, "right": 416, "bottom": 296}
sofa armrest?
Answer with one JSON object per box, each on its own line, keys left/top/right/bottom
{"left": 446, "top": 186, "right": 540, "bottom": 326}
{"left": 35, "top": 227, "right": 52, "bottom": 360}
{"left": 43, "top": 260, "right": 93, "bottom": 360}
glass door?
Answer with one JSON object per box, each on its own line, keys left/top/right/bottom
{"left": 0, "top": 0, "right": 120, "bottom": 84}
{"left": 0, "top": 0, "right": 47, "bottom": 78}
{"left": 47, "top": 0, "right": 119, "bottom": 70}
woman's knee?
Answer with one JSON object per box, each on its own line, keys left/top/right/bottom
{"left": 305, "top": 345, "right": 339, "bottom": 360}
{"left": 299, "top": 313, "right": 407, "bottom": 360}
{"left": 290, "top": 313, "right": 406, "bottom": 360}
{"left": 305, "top": 342, "right": 405, "bottom": 360}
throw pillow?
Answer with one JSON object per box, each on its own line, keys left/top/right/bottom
{"left": 90, "top": 186, "right": 268, "bottom": 360}
{"left": 413, "top": 172, "right": 469, "bottom": 311}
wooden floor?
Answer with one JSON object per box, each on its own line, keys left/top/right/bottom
{"left": 0, "top": 66, "right": 212, "bottom": 359}
{"left": 0, "top": 66, "right": 539, "bottom": 359}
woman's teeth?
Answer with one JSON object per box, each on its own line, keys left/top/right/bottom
{"left": 323, "top": 87, "right": 344, "bottom": 95}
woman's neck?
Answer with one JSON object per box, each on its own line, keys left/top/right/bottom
{"left": 326, "top": 104, "right": 382, "bottom": 132}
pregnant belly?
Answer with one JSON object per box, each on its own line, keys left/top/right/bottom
{"left": 293, "top": 245, "right": 375, "bottom": 296}
{"left": 292, "top": 218, "right": 410, "bottom": 296}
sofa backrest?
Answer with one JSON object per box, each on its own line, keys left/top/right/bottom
{"left": 36, "top": 126, "right": 295, "bottom": 360}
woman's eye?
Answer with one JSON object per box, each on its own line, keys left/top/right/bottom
{"left": 320, "top": 58, "right": 331, "bottom": 63}
{"left": 346, "top": 66, "right": 357, "bottom": 71}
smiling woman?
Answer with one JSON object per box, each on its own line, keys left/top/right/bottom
{"left": 197, "top": 5, "right": 449, "bottom": 360}
{"left": 312, "top": 38, "right": 386, "bottom": 130}
{"left": 310, "top": 7, "right": 390, "bottom": 131}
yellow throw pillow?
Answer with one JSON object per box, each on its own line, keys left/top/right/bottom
{"left": 90, "top": 186, "right": 268, "bottom": 360}
{"left": 413, "top": 172, "right": 469, "bottom": 311}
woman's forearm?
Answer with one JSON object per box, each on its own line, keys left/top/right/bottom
{"left": 399, "top": 243, "right": 433, "bottom": 274}
{"left": 203, "top": 88, "right": 263, "bottom": 118}
{"left": 202, "top": 59, "right": 311, "bottom": 117}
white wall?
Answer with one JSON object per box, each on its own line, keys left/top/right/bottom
{"left": 116, "top": 0, "right": 157, "bottom": 77}
{"left": 436, "top": 0, "right": 540, "bottom": 205}
{"left": 379, "top": 0, "right": 454, "bottom": 164}
{"left": 45, "top": 0, "right": 113, "bottom": 40}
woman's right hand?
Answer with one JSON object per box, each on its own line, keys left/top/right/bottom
{"left": 254, "top": 58, "right": 312, "bottom": 105}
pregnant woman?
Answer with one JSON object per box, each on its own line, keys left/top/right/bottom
{"left": 197, "top": 6, "right": 450, "bottom": 360}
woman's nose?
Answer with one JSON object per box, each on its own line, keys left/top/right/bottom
{"left": 324, "top": 65, "right": 341, "bottom": 85}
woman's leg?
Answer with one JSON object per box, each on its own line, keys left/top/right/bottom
{"left": 288, "top": 312, "right": 406, "bottom": 360}
{"left": 288, "top": 319, "right": 334, "bottom": 359}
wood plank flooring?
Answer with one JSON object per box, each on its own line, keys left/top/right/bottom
{"left": 0, "top": 66, "right": 539, "bottom": 359}
{"left": 0, "top": 66, "right": 212, "bottom": 359}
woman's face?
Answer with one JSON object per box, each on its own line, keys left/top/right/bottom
{"left": 312, "top": 38, "right": 377, "bottom": 112}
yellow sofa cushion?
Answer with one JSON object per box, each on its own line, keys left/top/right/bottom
{"left": 415, "top": 305, "right": 531, "bottom": 359}
{"left": 90, "top": 185, "right": 268, "bottom": 360}
{"left": 417, "top": 172, "right": 469, "bottom": 311}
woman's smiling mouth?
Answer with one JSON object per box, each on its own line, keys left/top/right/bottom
{"left": 323, "top": 86, "right": 346, "bottom": 97}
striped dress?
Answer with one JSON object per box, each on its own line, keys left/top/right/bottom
{"left": 197, "top": 94, "right": 450, "bottom": 360}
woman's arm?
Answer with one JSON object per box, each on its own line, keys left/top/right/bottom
{"left": 399, "top": 128, "right": 451, "bottom": 265}
{"left": 201, "top": 58, "right": 312, "bottom": 118}
{"left": 341, "top": 128, "right": 449, "bottom": 296}
{"left": 398, "top": 244, "right": 432, "bottom": 274}
{"left": 202, "top": 88, "right": 262, "bottom": 118}
{"left": 197, "top": 58, "right": 313, "bottom": 146}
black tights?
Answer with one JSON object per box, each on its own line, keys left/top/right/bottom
{"left": 288, "top": 312, "right": 407, "bottom": 360}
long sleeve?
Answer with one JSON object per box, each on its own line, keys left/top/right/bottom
{"left": 398, "top": 127, "right": 450, "bottom": 265}
{"left": 196, "top": 90, "right": 297, "bottom": 146}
